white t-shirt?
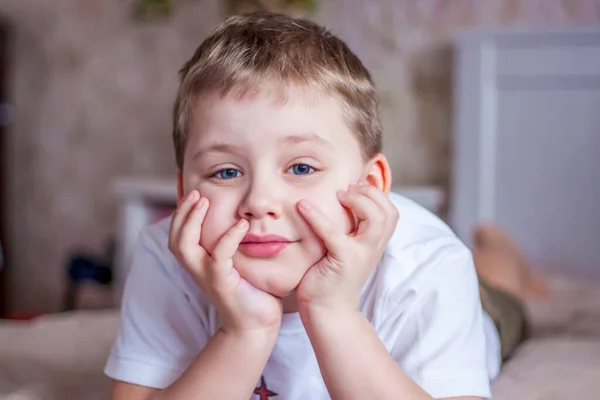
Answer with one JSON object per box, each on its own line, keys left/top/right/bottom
{"left": 105, "top": 192, "right": 501, "bottom": 399}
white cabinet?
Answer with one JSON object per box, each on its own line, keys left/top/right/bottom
{"left": 451, "top": 28, "right": 600, "bottom": 279}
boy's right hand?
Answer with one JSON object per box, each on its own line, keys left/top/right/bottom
{"left": 168, "top": 190, "right": 283, "bottom": 335}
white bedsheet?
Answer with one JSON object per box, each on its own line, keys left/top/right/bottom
{"left": 0, "top": 275, "right": 598, "bottom": 400}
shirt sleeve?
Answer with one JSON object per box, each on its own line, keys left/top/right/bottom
{"left": 104, "top": 228, "right": 212, "bottom": 389}
{"left": 389, "top": 240, "right": 491, "bottom": 399}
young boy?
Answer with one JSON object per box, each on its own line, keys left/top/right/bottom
{"left": 105, "top": 11, "right": 518, "bottom": 400}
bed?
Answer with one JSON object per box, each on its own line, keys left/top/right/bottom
{"left": 0, "top": 274, "right": 598, "bottom": 399}
{"left": 491, "top": 275, "right": 600, "bottom": 399}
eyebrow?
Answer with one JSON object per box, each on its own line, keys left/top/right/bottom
{"left": 282, "top": 133, "right": 334, "bottom": 149}
{"left": 199, "top": 143, "right": 243, "bottom": 154}
{"left": 192, "top": 132, "right": 334, "bottom": 161}
{"left": 191, "top": 143, "right": 244, "bottom": 162}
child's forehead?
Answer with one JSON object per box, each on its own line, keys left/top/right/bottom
{"left": 187, "top": 85, "right": 363, "bottom": 158}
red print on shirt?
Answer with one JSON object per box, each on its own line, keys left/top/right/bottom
{"left": 254, "top": 376, "right": 278, "bottom": 399}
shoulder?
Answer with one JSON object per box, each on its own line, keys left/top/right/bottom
{"left": 386, "top": 191, "right": 456, "bottom": 248}
{"left": 107, "top": 216, "right": 218, "bottom": 388}
{"left": 361, "top": 192, "right": 477, "bottom": 317}
{"left": 360, "top": 194, "right": 491, "bottom": 398}
{"left": 381, "top": 191, "right": 473, "bottom": 283}
{"left": 137, "top": 216, "right": 172, "bottom": 262}
{"left": 132, "top": 216, "right": 183, "bottom": 284}
{"left": 126, "top": 216, "right": 209, "bottom": 310}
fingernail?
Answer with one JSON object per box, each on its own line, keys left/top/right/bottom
{"left": 187, "top": 190, "right": 197, "bottom": 202}
{"left": 359, "top": 180, "right": 369, "bottom": 186}
{"left": 348, "top": 183, "right": 358, "bottom": 190}
{"left": 336, "top": 190, "right": 346, "bottom": 197}
{"left": 237, "top": 219, "right": 248, "bottom": 229}
{"left": 298, "top": 199, "right": 311, "bottom": 211}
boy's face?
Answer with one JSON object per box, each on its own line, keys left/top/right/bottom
{"left": 181, "top": 87, "right": 369, "bottom": 306}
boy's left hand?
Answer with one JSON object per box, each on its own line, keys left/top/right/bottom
{"left": 296, "top": 182, "right": 399, "bottom": 315}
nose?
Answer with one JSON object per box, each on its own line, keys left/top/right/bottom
{"left": 238, "top": 177, "right": 282, "bottom": 220}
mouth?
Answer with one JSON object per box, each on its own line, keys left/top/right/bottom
{"left": 239, "top": 233, "right": 296, "bottom": 258}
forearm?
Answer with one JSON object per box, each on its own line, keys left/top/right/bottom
{"left": 301, "top": 309, "right": 432, "bottom": 400}
{"left": 150, "top": 327, "right": 278, "bottom": 400}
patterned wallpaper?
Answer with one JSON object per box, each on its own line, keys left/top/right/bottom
{"left": 1, "top": 0, "right": 599, "bottom": 312}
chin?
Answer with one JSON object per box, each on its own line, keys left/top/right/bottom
{"left": 259, "top": 282, "right": 297, "bottom": 298}
{"left": 246, "top": 270, "right": 304, "bottom": 298}
{"left": 234, "top": 257, "right": 309, "bottom": 298}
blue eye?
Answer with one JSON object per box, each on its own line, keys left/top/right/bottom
{"left": 214, "top": 168, "right": 242, "bottom": 180}
{"left": 289, "top": 164, "right": 315, "bottom": 175}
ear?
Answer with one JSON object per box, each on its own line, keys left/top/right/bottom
{"left": 176, "top": 170, "right": 184, "bottom": 204}
{"left": 362, "top": 153, "right": 392, "bottom": 194}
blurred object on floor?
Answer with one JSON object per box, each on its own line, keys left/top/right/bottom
{"left": 69, "top": 282, "right": 114, "bottom": 312}
{"left": 64, "top": 241, "right": 114, "bottom": 311}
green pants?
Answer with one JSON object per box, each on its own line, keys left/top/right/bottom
{"left": 479, "top": 278, "right": 530, "bottom": 361}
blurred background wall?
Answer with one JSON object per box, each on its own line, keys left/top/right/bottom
{"left": 1, "top": 0, "right": 598, "bottom": 312}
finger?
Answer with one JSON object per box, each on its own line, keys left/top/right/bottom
{"left": 177, "top": 196, "right": 210, "bottom": 266}
{"left": 169, "top": 190, "right": 200, "bottom": 248}
{"left": 336, "top": 189, "right": 380, "bottom": 222}
{"left": 211, "top": 219, "right": 249, "bottom": 267}
{"left": 350, "top": 183, "right": 389, "bottom": 213}
{"left": 351, "top": 183, "right": 399, "bottom": 226}
{"left": 337, "top": 190, "right": 384, "bottom": 240}
{"left": 297, "top": 199, "right": 344, "bottom": 254}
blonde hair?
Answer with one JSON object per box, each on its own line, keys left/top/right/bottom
{"left": 173, "top": 11, "right": 382, "bottom": 170}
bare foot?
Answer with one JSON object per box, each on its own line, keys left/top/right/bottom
{"left": 527, "top": 275, "right": 550, "bottom": 299}
{"left": 473, "top": 224, "right": 550, "bottom": 301}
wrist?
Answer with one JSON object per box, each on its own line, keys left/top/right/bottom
{"left": 214, "top": 326, "right": 280, "bottom": 361}
{"left": 297, "top": 296, "right": 357, "bottom": 318}
{"left": 220, "top": 323, "right": 281, "bottom": 343}
{"left": 299, "top": 303, "right": 362, "bottom": 331}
